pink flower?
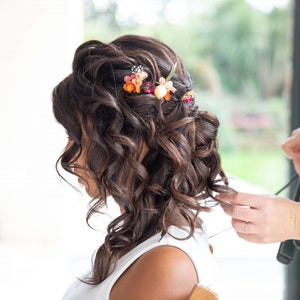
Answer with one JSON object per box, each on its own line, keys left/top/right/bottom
{"left": 123, "top": 70, "right": 148, "bottom": 94}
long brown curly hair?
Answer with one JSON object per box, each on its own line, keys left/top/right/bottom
{"left": 52, "top": 34, "right": 230, "bottom": 284}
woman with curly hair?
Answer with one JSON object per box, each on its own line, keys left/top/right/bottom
{"left": 53, "top": 34, "right": 230, "bottom": 300}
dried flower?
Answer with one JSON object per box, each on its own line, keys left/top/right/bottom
{"left": 123, "top": 65, "right": 148, "bottom": 94}
{"left": 154, "top": 77, "right": 176, "bottom": 101}
{"left": 122, "top": 63, "right": 194, "bottom": 103}
{"left": 181, "top": 91, "right": 194, "bottom": 103}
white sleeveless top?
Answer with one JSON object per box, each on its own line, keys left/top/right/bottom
{"left": 63, "top": 226, "right": 217, "bottom": 300}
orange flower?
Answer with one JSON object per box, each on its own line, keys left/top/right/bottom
{"left": 123, "top": 81, "right": 136, "bottom": 93}
{"left": 123, "top": 66, "right": 148, "bottom": 94}
{"left": 165, "top": 91, "right": 171, "bottom": 101}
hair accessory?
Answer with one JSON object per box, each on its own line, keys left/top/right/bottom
{"left": 123, "top": 63, "right": 178, "bottom": 101}
{"left": 181, "top": 91, "right": 194, "bottom": 103}
{"left": 123, "top": 65, "right": 148, "bottom": 94}
{"left": 153, "top": 63, "right": 177, "bottom": 101}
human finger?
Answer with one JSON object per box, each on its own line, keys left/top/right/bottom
{"left": 281, "top": 131, "right": 300, "bottom": 159}
{"left": 293, "top": 157, "right": 300, "bottom": 175}
{"left": 231, "top": 218, "right": 253, "bottom": 235}
{"left": 220, "top": 202, "right": 256, "bottom": 223}
{"left": 291, "top": 127, "right": 300, "bottom": 136}
{"left": 217, "top": 192, "right": 260, "bottom": 208}
{"left": 235, "top": 232, "right": 261, "bottom": 243}
{"left": 281, "top": 137, "right": 296, "bottom": 158}
{"left": 231, "top": 220, "right": 269, "bottom": 243}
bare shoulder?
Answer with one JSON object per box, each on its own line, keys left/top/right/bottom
{"left": 110, "top": 246, "right": 198, "bottom": 300}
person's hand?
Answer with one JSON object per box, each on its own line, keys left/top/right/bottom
{"left": 281, "top": 127, "right": 300, "bottom": 175}
{"left": 217, "top": 192, "right": 300, "bottom": 243}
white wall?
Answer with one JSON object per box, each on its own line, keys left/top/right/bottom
{"left": 0, "top": 0, "right": 84, "bottom": 242}
{"left": 0, "top": 1, "right": 95, "bottom": 299}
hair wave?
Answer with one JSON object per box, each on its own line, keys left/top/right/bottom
{"left": 52, "top": 35, "right": 230, "bottom": 284}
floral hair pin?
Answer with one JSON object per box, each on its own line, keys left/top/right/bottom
{"left": 181, "top": 91, "right": 194, "bottom": 103}
{"left": 152, "top": 63, "right": 177, "bottom": 101}
{"left": 123, "top": 65, "right": 148, "bottom": 94}
{"left": 123, "top": 63, "right": 185, "bottom": 102}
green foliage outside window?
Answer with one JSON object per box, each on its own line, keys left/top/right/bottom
{"left": 84, "top": 0, "right": 292, "bottom": 193}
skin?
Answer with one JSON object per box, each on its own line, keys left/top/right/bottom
{"left": 281, "top": 127, "right": 300, "bottom": 175}
{"left": 71, "top": 127, "right": 198, "bottom": 300}
{"left": 218, "top": 127, "right": 300, "bottom": 243}
{"left": 110, "top": 246, "right": 198, "bottom": 300}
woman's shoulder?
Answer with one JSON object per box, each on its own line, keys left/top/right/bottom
{"left": 110, "top": 245, "right": 198, "bottom": 300}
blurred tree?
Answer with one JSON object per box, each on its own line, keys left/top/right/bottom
{"left": 204, "top": 0, "right": 291, "bottom": 99}
{"left": 83, "top": 0, "right": 291, "bottom": 100}
{"left": 258, "top": 8, "right": 291, "bottom": 99}
{"left": 205, "top": 0, "right": 259, "bottom": 94}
